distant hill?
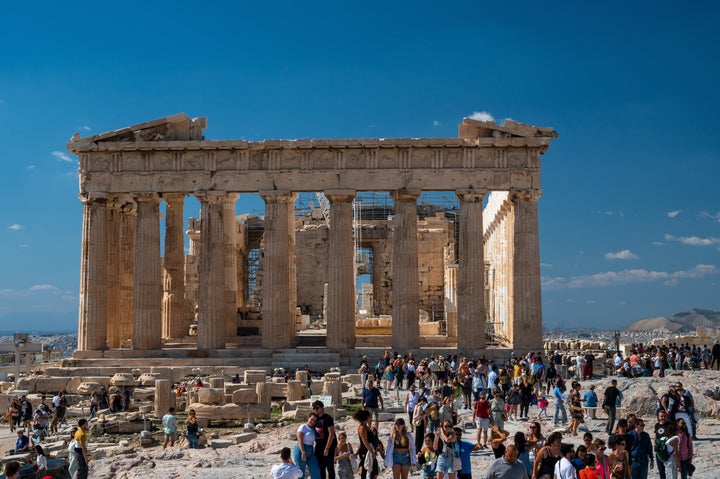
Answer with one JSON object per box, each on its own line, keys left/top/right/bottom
{"left": 626, "top": 308, "right": 720, "bottom": 334}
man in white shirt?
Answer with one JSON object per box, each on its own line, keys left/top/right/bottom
{"left": 488, "top": 366, "right": 498, "bottom": 398}
{"left": 553, "top": 443, "right": 576, "bottom": 479}
{"left": 271, "top": 447, "right": 303, "bottom": 479}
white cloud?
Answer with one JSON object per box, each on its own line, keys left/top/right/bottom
{"left": 51, "top": 151, "right": 74, "bottom": 163}
{"left": 25, "top": 165, "right": 36, "bottom": 170}
{"left": 542, "top": 264, "right": 718, "bottom": 290}
{"left": 651, "top": 241, "right": 664, "bottom": 246}
{"left": 664, "top": 233, "right": 720, "bottom": 246}
{"left": 432, "top": 120, "right": 441, "bottom": 126}
{"left": 700, "top": 211, "right": 720, "bottom": 223}
{"left": 600, "top": 210, "right": 625, "bottom": 218}
{"left": 8, "top": 224, "right": 23, "bottom": 231}
{"left": 29, "top": 284, "right": 59, "bottom": 293}
{"left": 468, "top": 111, "right": 495, "bottom": 122}
{"left": 79, "top": 125, "right": 91, "bottom": 131}
{"left": 667, "top": 210, "right": 681, "bottom": 218}
{"left": 605, "top": 250, "right": 638, "bottom": 260}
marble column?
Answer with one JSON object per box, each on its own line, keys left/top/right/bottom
{"left": 78, "top": 193, "right": 108, "bottom": 351}
{"left": 196, "top": 191, "right": 227, "bottom": 350}
{"left": 162, "top": 193, "right": 187, "bottom": 341}
{"left": 511, "top": 190, "right": 543, "bottom": 352}
{"left": 106, "top": 196, "right": 122, "bottom": 348}
{"left": 391, "top": 190, "right": 420, "bottom": 350}
{"left": 325, "top": 190, "right": 356, "bottom": 350}
{"left": 118, "top": 199, "right": 136, "bottom": 345}
{"left": 132, "top": 193, "right": 162, "bottom": 350}
{"left": 259, "top": 190, "right": 297, "bottom": 349}
{"left": 456, "top": 189, "right": 487, "bottom": 352}
{"left": 222, "top": 194, "right": 239, "bottom": 339}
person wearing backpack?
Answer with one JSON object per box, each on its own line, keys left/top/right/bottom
{"left": 660, "top": 423, "right": 680, "bottom": 479}
{"left": 629, "top": 419, "right": 653, "bottom": 479}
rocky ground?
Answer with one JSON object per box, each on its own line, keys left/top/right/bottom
{"left": 4, "top": 369, "right": 720, "bottom": 477}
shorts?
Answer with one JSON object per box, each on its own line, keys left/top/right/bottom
{"left": 366, "top": 407, "right": 379, "bottom": 421}
{"left": 475, "top": 417, "right": 490, "bottom": 430}
{"left": 436, "top": 454, "right": 455, "bottom": 473}
{"left": 393, "top": 450, "right": 411, "bottom": 466}
{"left": 164, "top": 432, "right": 177, "bottom": 442}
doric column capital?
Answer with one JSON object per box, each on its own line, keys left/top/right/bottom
{"left": 131, "top": 192, "right": 161, "bottom": 204}
{"left": 79, "top": 192, "right": 108, "bottom": 205}
{"left": 510, "top": 189, "right": 542, "bottom": 203}
{"left": 324, "top": 189, "right": 356, "bottom": 203}
{"left": 455, "top": 189, "right": 487, "bottom": 203}
{"left": 259, "top": 190, "right": 297, "bottom": 203}
{"left": 222, "top": 192, "right": 240, "bottom": 203}
{"left": 194, "top": 190, "right": 226, "bottom": 204}
{"left": 162, "top": 192, "right": 186, "bottom": 204}
{"left": 391, "top": 189, "right": 421, "bottom": 202}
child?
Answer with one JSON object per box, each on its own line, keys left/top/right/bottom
{"left": 334, "top": 431, "right": 355, "bottom": 479}
{"left": 579, "top": 453, "right": 599, "bottom": 479}
{"left": 536, "top": 386, "right": 549, "bottom": 420}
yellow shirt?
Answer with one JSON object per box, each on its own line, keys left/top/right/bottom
{"left": 75, "top": 428, "right": 88, "bottom": 448}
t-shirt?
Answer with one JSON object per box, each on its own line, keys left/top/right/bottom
{"left": 604, "top": 386, "right": 621, "bottom": 407}
{"left": 271, "top": 462, "right": 303, "bottom": 479}
{"left": 314, "top": 413, "right": 336, "bottom": 448}
{"left": 162, "top": 413, "right": 178, "bottom": 434}
{"left": 475, "top": 400, "right": 491, "bottom": 419}
{"left": 363, "top": 387, "right": 382, "bottom": 408}
{"left": 483, "top": 456, "right": 529, "bottom": 479}
{"left": 298, "top": 423, "right": 315, "bottom": 445}
{"left": 15, "top": 435, "right": 29, "bottom": 451}
{"left": 457, "top": 440, "right": 475, "bottom": 474}
{"left": 75, "top": 428, "right": 88, "bottom": 448}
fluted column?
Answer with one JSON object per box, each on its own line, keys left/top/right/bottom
{"left": 391, "top": 190, "right": 420, "bottom": 350}
{"left": 77, "top": 193, "right": 108, "bottom": 351}
{"left": 132, "top": 193, "right": 162, "bottom": 350}
{"left": 118, "top": 198, "right": 136, "bottom": 345}
{"left": 511, "top": 190, "right": 542, "bottom": 351}
{"left": 196, "top": 191, "right": 227, "bottom": 350}
{"left": 325, "top": 190, "right": 356, "bottom": 350}
{"left": 162, "top": 193, "right": 187, "bottom": 340}
{"left": 259, "top": 190, "right": 297, "bottom": 349}
{"left": 222, "top": 194, "right": 239, "bottom": 339}
{"left": 106, "top": 196, "right": 121, "bottom": 348}
{"left": 455, "top": 189, "right": 487, "bottom": 352}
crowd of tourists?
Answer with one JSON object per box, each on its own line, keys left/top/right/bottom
{"left": 272, "top": 346, "right": 709, "bottom": 479}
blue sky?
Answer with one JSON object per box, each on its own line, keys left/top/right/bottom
{"left": 1, "top": 1, "right": 719, "bottom": 332}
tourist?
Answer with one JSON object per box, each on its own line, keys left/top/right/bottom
{"left": 661, "top": 422, "right": 681, "bottom": 479}
{"left": 122, "top": 386, "right": 131, "bottom": 411}
{"left": 354, "top": 409, "right": 380, "bottom": 479}
{"left": 162, "top": 407, "right": 178, "bottom": 449}
{"left": 434, "top": 419, "right": 459, "bottom": 479}
{"left": 334, "top": 432, "right": 355, "bottom": 479}
{"left": 272, "top": 446, "right": 303, "bottom": 479}
{"left": 426, "top": 396, "right": 441, "bottom": 434}
{"left": 673, "top": 385, "right": 694, "bottom": 439}
{"left": 553, "top": 443, "right": 576, "bottom": 479}
{"left": 607, "top": 436, "right": 631, "bottom": 479}
{"left": 384, "top": 417, "right": 417, "bottom": 479}
{"left": 507, "top": 384, "right": 521, "bottom": 421}
{"left": 413, "top": 396, "right": 428, "bottom": 452}
{"left": 73, "top": 418, "right": 90, "bottom": 479}
{"left": 603, "top": 379, "right": 621, "bottom": 434}
{"left": 406, "top": 359, "right": 417, "bottom": 388}
{"left": 513, "top": 431, "right": 533, "bottom": 477}
{"left": 552, "top": 378, "right": 567, "bottom": 428}
{"left": 454, "top": 426, "right": 481, "bottom": 479}
{"left": 519, "top": 377, "right": 533, "bottom": 420}
{"left": 526, "top": 421, "right": 544, "bottom": 453}
{"left": 579, "top": 454, "right": 599, "bottom": 479}
{"left": 11, "top": 429, "right": 30, "bottom": 454}
{"left": 185, "top": 409, "right": 200, "bottom": 449}
{"left": 418, "top": 433, "right": 437, "bottom": 479}
{"left": 592, "top": 439, "right": 610, "bottom": 479}
{"left": 472, "top": 367, "right": 488, "bottom": 403}
{"left": 568, "top": 381, "right": 584, "bottom": 436}
{"left": 583, "top": 384, "right": 598, "bottom": 419}
{"left": 405, "top": 384, "right": 419, "bottom": 425}
{"left": 659, "top": 385, "right": 679, "bottom": 422}
{"left": 3, "top": 461, "right": 20, "bottom": 479}
{"left": 362, "top": 379, "right": 384, "bottom": 432}
{"left": 294, "top": 412, "right": 321, "bottom": 479}
{"left": 67, "top": 427, "right": 78, "bottom": 478}
{"left": 571, "top": 445, "right": 587, "bottom": 476}
{"left": 473, "top": 392, "right": 491, "bottom": 448}
{"left": 628, "top": 419, "right": 653, "bottom": 479}
{"left": 675, "top": 418, "right": 693, "bottom": 479}
{"left": 312, "top": 400, "right": 337, "bottom": 479}
{"left": 583, "top": 432, "right": 594, "bottom": 453}
{"left": 439, "top": 396, "right": 454, "bottom": 426}
{"left": 535, "top": 386, "right": 549, "bottom": 421}
{"left": 88, "top": 391, "right": 99, "bottom": 420}
{"left": 490, "top": 424, "right": 509, "bottom": 459}
{"left": 531, "top": 431, "right": 562, "bottom": 479}
{"left": 711, "top": 342, "right": 720, "bottom": 370}
{"left": 33, "top": 444, "right": 47, "bottom": 478}
{"left": 483, "top": 444, "right": 528, "bottom": 479}
{"left": 583, "top": 352, "right": 595, "bottom": 381}
{"left": 491, "top": 391, "right": 507, "bottom": 431}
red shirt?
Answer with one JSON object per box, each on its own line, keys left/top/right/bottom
{"left": 580, "top": 467, "right": 600, "bottom": 479}
{"left": 474, "top": 400, "right": 491, "bottom": 419}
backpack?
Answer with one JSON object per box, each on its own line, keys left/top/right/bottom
{"left": 654, "top": 437, "right": 671, "bottom": 463}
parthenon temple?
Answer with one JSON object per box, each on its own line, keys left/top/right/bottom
{"left": 67, "top": 114, "right": 557, "bottom": 364}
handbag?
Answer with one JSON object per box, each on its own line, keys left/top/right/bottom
{"left": 363, "top": 447, "right": 375, "bottom": 471}
{"left": 413, "top": 417, "right": 423, "bottom": 427}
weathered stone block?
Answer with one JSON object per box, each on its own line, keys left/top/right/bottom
{"left": 210, "top": 439, "right": 233, "bottom": 449}
{"left": 231, "top": 432, "right": 258, "bottom": 444}
{"left": 232, "top": 389, "right": 258, "bottom": 404}
{"left": 244, "top": 370, "right": 266, "bottom": 384}
{"left": 197, "top": 388, "right": 225, "bottom": 404}
{"left": 138, "top": 373, "right": 161, "bottom": 386}
{"left": 110, "top": 373, "right": 136, "bottom": 387}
